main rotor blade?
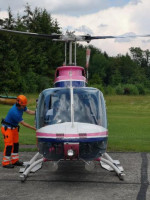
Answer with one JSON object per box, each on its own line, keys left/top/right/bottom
{"left": 0, "top": 28, "right": 61, "bottom": 39}
{"left": 1, "top": 28, "right": 150, "bottom": 42}
{"left": 84, "top": 34, "right": 150, "bottom": 41}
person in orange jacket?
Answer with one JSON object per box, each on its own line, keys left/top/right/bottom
{"left": 1, "top": 95, "right": 36, "bottom": 168}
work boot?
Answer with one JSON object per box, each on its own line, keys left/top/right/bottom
{"left": 3, "top": 164, "right": 14, "bottom": 168}
{"left": 13, "top": 161, "right": 24, "bottom": 166}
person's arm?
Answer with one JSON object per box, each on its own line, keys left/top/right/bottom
{"left": 20, "top": 121, "right": 36, "bottom": 130}
{"left": 25, "top": 109, "right": 35, "bottom": 115}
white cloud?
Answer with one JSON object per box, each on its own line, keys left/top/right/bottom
{"left": 0, "top": 11, "right": 8, "bottom": 19}
{"left": 142, "top": 39, "right": 150, "bottom": 43}
{"left": 64, "top": 25, "right": 93, "bottom": 35}
{"left": 0, "top": 0, "right": 137, "bottom": 16}
{"left": 53, "top": 0, "right": 150, "bottom": 56}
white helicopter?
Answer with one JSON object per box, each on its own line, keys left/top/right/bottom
{"left": 0, "top": 28, "right": 149, "bottom": 182}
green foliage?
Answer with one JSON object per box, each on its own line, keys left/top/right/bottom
{"left": 110, "top": 70, "right": 122, "bottom": 86}
{"left": 135, "top": 84, "right": 146, "bottom": 95}
{"left": 104, "top": 86, "right": 116, "bottom": 95}
{"left": 88, "top": 73, "right": 103, "bottom": 85}
{"left": 0, "top": 5, "right": 63, "bottom": 93}
{"left": 115, "top": 84, "right": 143, "bottom": 95}
{"left": 123, "top": 84, "right": 139, "bottom": 95}
{"left": 115, "top": 84, "right": 124, "bottom": 95}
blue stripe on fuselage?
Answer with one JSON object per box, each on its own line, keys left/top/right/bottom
{"left": 54, "top": 81, "right": 86, "bottom": 87}
{"left": 37, "top": 137, "right": 107, "bottom": 143}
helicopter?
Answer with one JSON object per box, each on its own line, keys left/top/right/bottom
{"left": 1, "top": 28, "right": 150, "bottom": 182}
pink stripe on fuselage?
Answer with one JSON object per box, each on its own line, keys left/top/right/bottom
{"left": 36, "top": 131, "right": 108, "bottom": 138}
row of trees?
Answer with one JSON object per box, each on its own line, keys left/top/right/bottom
{"left": 0, "top": 5, "right": 150, "bottom": 94}
{"left": 88, "top": 46, "right": 150, "bottom": 94}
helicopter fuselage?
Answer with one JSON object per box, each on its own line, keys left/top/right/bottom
{"left": 36, "top": 65, "right": 108, "bottom": 161}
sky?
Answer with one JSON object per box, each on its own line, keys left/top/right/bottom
{"left": 0, "top": 0, "right": 150, "bottom": 56}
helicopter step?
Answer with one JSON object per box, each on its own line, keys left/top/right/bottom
{"left": 99, "top": 153, "right": 125, "bottom": 180}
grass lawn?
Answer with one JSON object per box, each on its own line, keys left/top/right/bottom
{"left": 106, "top": 95, "right": 150, "bottom": 152}
{"left": 0, "top": 94, "right": 150, "bottom": 152}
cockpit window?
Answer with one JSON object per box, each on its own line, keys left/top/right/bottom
{"left": 45, "top": 90, "right": 71, "bottom": 125}
{"left": 73, "top": 90, "right": 99, "bottom": 124}
{"left": 36, "top": 88, "right": 107, "bottom": 129}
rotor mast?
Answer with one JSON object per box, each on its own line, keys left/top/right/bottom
{"left": 63, "top": 32, "right": 79, "bottom": 66}
{"left": 69, "top": 41, "right": 73, "bottom": 65}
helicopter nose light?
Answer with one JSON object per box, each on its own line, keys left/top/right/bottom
{"left": 64, "top": 143, "right": 79, "bottom": 159}
{"left": 67, "top": 149, "right": 74, "bottom": 157}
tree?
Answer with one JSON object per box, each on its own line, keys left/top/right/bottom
{"left": 3, "top": 7, "right": 15, "bottom": 29}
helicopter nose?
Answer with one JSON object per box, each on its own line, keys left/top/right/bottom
{"left": 36, "top": 122, "right": 108, "bottom": 142}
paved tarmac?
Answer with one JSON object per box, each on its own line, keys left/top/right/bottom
{"left": 0, "top": 152, "right": 149, "bottom": 200}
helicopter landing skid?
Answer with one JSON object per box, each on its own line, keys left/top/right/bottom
{"left": 19, "top": 152, "right": 44, "bottom": 182}
{"left": 19, "top": 152, "right": 125, "bottom": 182}
{"left": 99, "top": 153, "right": 125, "bottom": 180}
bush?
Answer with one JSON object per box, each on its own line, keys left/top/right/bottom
{"left": 135, "top": 84, "right": 146, "bottom": 95}
{"left": 123, "top": 84, "right": 139, "bottom": 95}
{"left": 115, "top": 84, "right": 124, "bottom": 95}
{"left": 115, "top": 84, "right": 139, "bottom": 95}
{"left": 104, "top": 86, "right": 116, "bottom": 95}
{"left": 144, "top": 88, "right": 150, "bottom": 95}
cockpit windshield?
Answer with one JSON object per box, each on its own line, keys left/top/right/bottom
{"left": 36, "top": 87, "right": 107, "bottom": 129}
